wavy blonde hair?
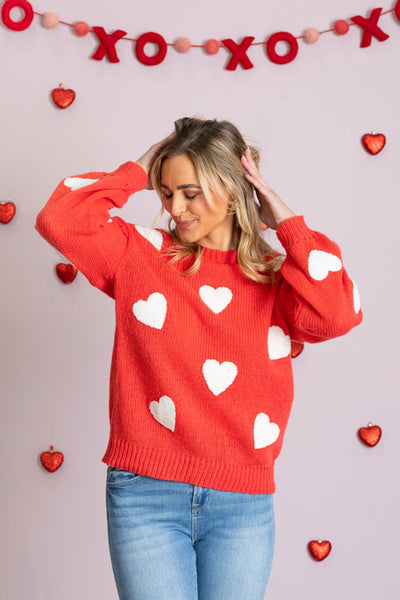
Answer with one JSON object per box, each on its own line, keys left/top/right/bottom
{"left": 150, "top": 117, "right": 282, "bottom": 284}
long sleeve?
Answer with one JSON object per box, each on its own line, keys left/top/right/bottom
{"left": 274, "top": 215, "right": 362, "bottom": 343}
{"left": 35, "top": 161, "right": 148, "bottom": 296}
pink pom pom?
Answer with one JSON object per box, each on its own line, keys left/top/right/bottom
{"left": 334, "top": 20, "right": 350, "bottom": 35}
{"left": 304, "top": 28, "right": 320, "bottom": 44}
{"left": 42, "top": 12, "right": 59, "bottom": 28}
{"left": 73, "top": 21, "right": 90, "bottom": 37}
{"left": 175, "top": 37, "right": 191, "bottom": 53}
{"left": 204, "top": 39, "right": 220, "bottom": 55}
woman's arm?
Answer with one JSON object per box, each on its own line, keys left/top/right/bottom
{"left": 35, "top": 136, "right": 170, "bottom": 295}
{"left": 241, "top": 147, "right": 295, "bottom": 229}
{"left": 275, "top": 216, "right": 362, "bottom": 342}
{"left": 241, "top": 149, "right": 362, "bottom": 342}
{"left": 36, "top": 161, "right": 148, "bottom": 296}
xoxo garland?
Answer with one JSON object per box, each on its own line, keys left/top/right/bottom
{"left": 1, "top": 1, "right": 400, "bottom": 70}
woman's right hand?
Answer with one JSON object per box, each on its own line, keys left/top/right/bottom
{"left": 136, "top": 135, "right": 173, "bottom": 189}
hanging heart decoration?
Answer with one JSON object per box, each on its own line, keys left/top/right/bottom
{"left": 291, "top": 340, "right": 304, "bottom": 358}
{"left": 0, "top": 201, "right": 16, "bottom": 224}
{"left": 40, "top": 445, "right": 64, "bottom": 472}
{"left": 56, "top": 263, "right": 78, "bottom": 284}
{"left": 308, "top": 540, "right": 332, "bottom": 561}
{"left": 361, "top": 132, "right": 386, "bottom": 155}
{"left": 51, "top": 84, "right": 76, "bottom": 109}
{"left": 358, "top": 422, "right": 382, "bottom": 447}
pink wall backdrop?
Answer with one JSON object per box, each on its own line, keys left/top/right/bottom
{"left": 1, "top": 0, "right": 399, "bottom": 598}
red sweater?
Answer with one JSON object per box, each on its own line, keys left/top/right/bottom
{"left": 36, "top": 161, "right": 362, "bottom": 494}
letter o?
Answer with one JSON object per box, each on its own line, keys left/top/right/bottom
{"left": 395, "top": 0, "right": 400, "bottom": 22}
{"left": 135, "top": 32, "right": 167, "bottom": 66}
{"left": 1, "top": 0, "right": 34, "bottom": 31}
{"left": 266, "top": 31, "right": 298, "bottom": 65}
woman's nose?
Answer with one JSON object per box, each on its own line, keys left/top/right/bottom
{"left": 170, "top": 195, "right": 187, "bottom": 217}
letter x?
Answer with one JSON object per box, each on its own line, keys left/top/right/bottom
{"left": 221, "top": 36, "right": 255, "bottom": 70}
{"left": 91, "top": 26, "right": 127, "bottom": 63}
{"left": 350, "top": 7, "right": 389, "bottom": 48}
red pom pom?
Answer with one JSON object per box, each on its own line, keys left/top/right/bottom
{"left": 334, "top": 20, "right": 350, "bottom": 35}
{"left": 204, "top": 39, "right": 220, "bottom": 55}
{"left": 74, "top": 21, "right": 89, "bottom": 36}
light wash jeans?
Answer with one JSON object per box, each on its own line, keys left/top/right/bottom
{"left": 106, "top": 466, "right": 275, "bottom": 600}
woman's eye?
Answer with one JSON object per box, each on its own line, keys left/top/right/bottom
{"left": 163, "top": 192, "right": 172, "bottom": 200}
{"left": 185, "top": 194, "right": 197, "bottom": 200}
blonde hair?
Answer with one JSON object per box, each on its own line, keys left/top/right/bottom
{"left": 150, "top": 117, "right": 283, "bottom": 284}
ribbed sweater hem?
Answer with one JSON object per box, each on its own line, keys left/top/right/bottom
{"left": 102, "top": 438, "right": 276, "bottom": 495}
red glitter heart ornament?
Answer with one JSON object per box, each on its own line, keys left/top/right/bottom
{"left": 361, "top": 133, "right": 386, "bottom": 155}
{"left": 0, "top": 202, "right": 16, "bottom": 224}
{"left": 40, "top": 446, "right": 64, "bottom": 472}
{"left": 291, "top": 340, "right": 304, "bottom": 358}
{"left": 56, "top": 263, "right": 78, "bottom": 284}
{"left": 308, "top": 540, "right": 332, "bottom": 561}
{"left": 51, "top": 84, "right": 76, "bottom": 109}
{"left": 358, "top": 422, "right": 382, "bottom": 447}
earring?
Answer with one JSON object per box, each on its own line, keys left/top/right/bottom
{"left": 228, "top": 200, "right": 236, "bottom": 214}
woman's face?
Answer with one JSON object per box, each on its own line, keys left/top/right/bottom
{"left": 160, "top": 154, "right": 234, "bottom": 251}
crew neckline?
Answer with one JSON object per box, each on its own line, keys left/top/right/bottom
{"left": 200, "top": 245, "right": 238, "bottom": 264}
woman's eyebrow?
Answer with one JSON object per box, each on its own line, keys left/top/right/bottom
{"left": 161, "top": 183, "right": 202, "bottom": 190}
{"left": 178, "top": 184, "right": 202, "bottom": 190}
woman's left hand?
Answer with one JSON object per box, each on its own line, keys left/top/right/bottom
{"left": 241, "top": 148, "right": 295, "bottom": 230}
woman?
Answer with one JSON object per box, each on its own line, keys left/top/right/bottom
{"left": 36, "top": 117, "right": 362, "bottom": 600}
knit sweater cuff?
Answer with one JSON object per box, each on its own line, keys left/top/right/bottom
{"left": 113, "top": 161, "right": 148, "bottom": 190}
{"left": 276, "top": 215, "right": 314, "bottom": 249}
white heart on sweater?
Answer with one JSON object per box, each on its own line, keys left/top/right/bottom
{"left": 308, "top": 250, "right": 342, "bottom": 281}
{"left": 199, "top": 285, "right": 232, "bottom": 314}
{"left": 351, "top": 279, "right": 361, "bottom": 313}
{"left": 135, "top": 225, "right": 163, "bottom": 251}
{"left": 202, "top": 359, "right": 237, "bottom": 396}
{"left": 254, "top": 413, "right": 280, "bottom": 449}
{"left": 63, "top": 177, "right": 99, "bottom": 191}
{"left": 133, "top": 292, "right": 167, "bottom": 329}
{"left": 149, "top": 396, "right": 175, "bottom": 432}
{"left": 268, "top": 326, "right": 291, "bottom": 360}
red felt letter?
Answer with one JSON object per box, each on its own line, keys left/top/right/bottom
{"left": 221, "top": 37, "right": 255, "bottom": 70}
{"left": 1, "top": 0, "right": 33, "bottom": 31}
{"left": 91, "top": 27, "right": 127, "bottom": 63}
{"left": 350, "top": 8, "right": 389, "bottom": 48}
{"left": 266, "top": 31, "right": 298, "bottom": 65}
{"left": 135, "top": 32, "right": 168, "bottom": 66}
{"left": 394, "top": 0, "right": 400, "bottom": 22}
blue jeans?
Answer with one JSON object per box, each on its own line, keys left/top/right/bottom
{"left": 106, "top": 466, "right": 275, "bottom": 600}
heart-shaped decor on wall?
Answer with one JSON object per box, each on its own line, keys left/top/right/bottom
{"left": 290, "top": 340, "right": 304, "bottom": 358}
{"left": 40, "top": 446, "right": 64, "bottom": 472}
{"left": 0, "top": 201, "right": 16, "bottom": 224}
{"left": 308, "top": 540, "right": 332, "bottom": 561}
{"left": 56, "top": 263, "right": 78, "bottom": 284}
{"left": 361, "top": 132, "right": 386, "bottom": 155}
{"left": 358, "top": 422, "right": 382, "bottom": 447}
{"left": 51, "top": 84, "right": 76, "bottom": 109}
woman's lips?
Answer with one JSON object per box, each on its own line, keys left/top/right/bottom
{"left": 176, "top": 219, "right": 196, "bottom": 229}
